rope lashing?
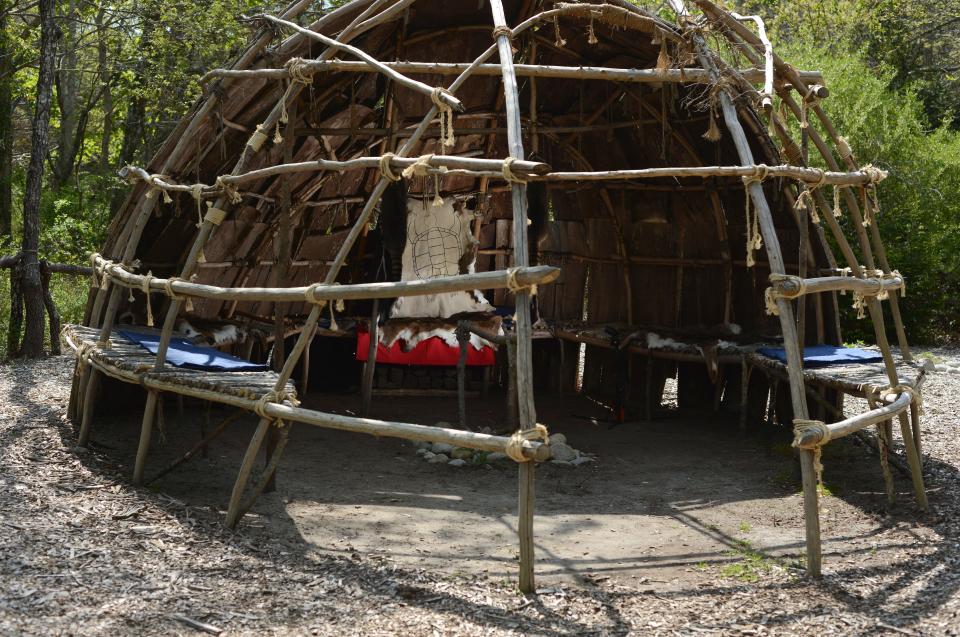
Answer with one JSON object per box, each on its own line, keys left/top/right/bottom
{"left": 253, "top": 390, "right": 300, "bottom": 423}
{"left": 799, "top": 85, "right": 818, "bottom": 129}
{"left": 401, "top": 154, "right": 436, "bottom": 179}
{"left": 379, "top": 152, "right": 401, "bottom": 182}
{"left": 764, "top": 273, "right": 806, "bottom": 316}
{"left": 794, "top": 170, "right": 827, "bottom": 223}
{"left": 792, "top": 418, "right": 831, "bottom": 484}
{"left": 141, "top": 271, "right": 155, "bottom": 327}
{"left": 501, "top": 157, "right": 527, "bottom": 184}
{"left": 246, "top": 125, "right": 270, "bottom": 152}
{"left": 163, "top": 276, "right": 194, "bottom": 312}
{"left": 837, "top": 136, "right": 854, "bottom": 161}
{"left": 587, "top": 12, "right": 598, "bottom": 45}
{"left": 189, "top": 183, "right": 205, "bottom": 227}
{"left": 430, "top": 87, "right": 456, "bottom": 151}
{"left": 505, "top": 423, "right": 549, "bottom": 463}
{"left": 741, "top": 165, "right": 769, "bottom": 267}
{"left": 794, "top": 189, "right": 819, "bottom": 224}
{"left": 851, "top": 276, "right": 886, "bottom": 319}
{"left": 215, "top": 176, "right": 242, "bottom": 204}
{"left": 141, "top": 174, "right": 173, "bottom": 204}
{"left": 283, "top": 57, "right": 314, "bottom": 84}
{"left": 553, "top": 14, "right": 566, "bottom": 47}
{"left": 880, "top": 384, "right": 922, "bottom": 414}
{"left": 506, "top": 266, "right": 537, "bottom": 297}
{"left": 303, "top": 282, "right": 330, "bottom": 308}
{"left": 204, "top": 205, "right": 228, "bottom": 226}
{"left": 89, "top": 252, "right": 102, "bottom": 288}
{"left": 860, "top": 164, "right": 888, "bottom": 184}
{"left": 491, "top": 25, "right": 514, "bottom": 41}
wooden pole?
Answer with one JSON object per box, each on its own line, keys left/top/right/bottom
{"left": 490, "top": 0, "right": 538, "bottom": 594}
{"left": 670, "top": 0, "right": 822, "bottom": 575}
{"left": 360, "top": 301, "right": 378, "bottom": 417}
{"left": 203, "top": 59, "right": 825, "bottom": 86}
{"left": 133, "top": 391, "right": 159, "bottom": 485}
{"left": 457, "top": 324, "right": 469, "bottom": 430}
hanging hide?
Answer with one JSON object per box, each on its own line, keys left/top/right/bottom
{"left": 390, "top": 195, "right": 492, "bottom": 332}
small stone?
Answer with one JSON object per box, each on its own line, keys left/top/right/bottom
{"left": 550, "top": 442, "right": 577, "bottom": 462}
{"left": 416, "top": 448, "right": 429, "bottom": 457}
{"left": 414, "top": 440, "right": 431, "bottom": 450}
{"left": 422, "top": 451, "right": 436, "bottom": 461}
{"left": 921, "top": 358, "right": 937, "bottom": 372}
{"left": 451, "top": 448, "right": 473, "bottom": 460}
{"left": 571, "top": 455, "right": 594, "bottom": 466}
{"left": 431, "top": 442, "right": 455, "bottom": 454}
{"left": 549, "top": 433, "right": 567, "bottom": 446}
{"left": 448, "top": 459, "right": 467, "bottom": 467}
{"left": 486, "top": 452, "right": 508, "bottom": 462}
{"left": 951, "top": 367, "right": 960, "bottom": 375}
{"left": 428, "top": 453, "right": 449, "bottom": 464}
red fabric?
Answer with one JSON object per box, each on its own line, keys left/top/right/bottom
{"left": 356, "top": 332, "right": 495, "bottom": 367}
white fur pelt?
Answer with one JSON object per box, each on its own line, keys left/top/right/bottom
{"left": 176, "top": 319, "right": 246, "bottom": 347}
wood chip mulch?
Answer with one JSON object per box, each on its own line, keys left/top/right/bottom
{"left": 2, "top": 353, "right": 960, "bottom": 636}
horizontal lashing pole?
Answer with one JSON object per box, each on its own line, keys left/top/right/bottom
{"left": 203, "top": 60, "right": 825, "bottom": 86}
{"left": 770, "top": 274, "right": 904, "bottom": 298}
{"left": 795, "top": 391, "right": 913, "bottom": 447}
{"left": 93, "top": 255, "right": 560, "bottom": 304}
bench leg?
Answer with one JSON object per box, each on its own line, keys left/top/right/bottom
{"left": 226, "top": 416, "right": 272, "bottom": 528}
{"left": 133, "top": 390, "right": 159, "bottom": 485}
{"left": 77, "top": 368, "right": 100, "bottom": 447}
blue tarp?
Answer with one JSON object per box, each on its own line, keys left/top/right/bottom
{"left": 757, "top": 344, "right": 883, "bottom": 368}
{"left": 117, "top": 329, "right": 269, "bottom": 372}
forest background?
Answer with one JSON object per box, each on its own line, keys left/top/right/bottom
{"left": 0, "top": 0, "right": 957, "bottom": 357}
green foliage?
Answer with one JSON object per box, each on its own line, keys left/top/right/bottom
{"left": 782, "top": 46, "right": 960, "bottom": 341}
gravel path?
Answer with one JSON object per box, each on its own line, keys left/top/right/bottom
{"left": 1, "top": 353, "right": 960, "bottom": 636}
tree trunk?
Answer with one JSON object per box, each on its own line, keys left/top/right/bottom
{"left": 52, "top": 0, "right": 80, "bottom": 190}
{"left": 19, "top": 0, "right": 59, "bottom": 358}
{"left": 97, "top": 6, "right": 114, "bottom": 171}
{"left": 0, "top": 11, "right": 13, "bottom": 239}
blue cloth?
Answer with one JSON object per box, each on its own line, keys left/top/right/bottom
{"left": 118, "top": 329, "right": 269, "bottom": 372}
{"left": 757, "top": 344, "right": 883, "bottom": 368}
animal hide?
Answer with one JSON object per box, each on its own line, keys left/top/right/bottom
{"left": 390, "top": 195, "right": 492, "bottom": 320}
{"left": 175, "top": 318, "right": 248, "bottom": 347}
{"left": 380, "top": 315, "right": 502, "bottom": 352}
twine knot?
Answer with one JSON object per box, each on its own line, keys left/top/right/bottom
{"left": 215, "top": 176, "right": 242, "bottom": 204}
{"left": 501, "top": 157, "right": 526, "bottom": 184}
{"left": 764, "top": 273, "right": 806, "bottom": 316}
{"left": 430, "top": 87, "right": 456, "bottom": 151}
{"left": 741, "top": 167, "right": 769, "bottom": 267}
{"left": 379, "top": 152, "right": 401, "bottom": 182}
{"left": 880, "top": 384, "right": 921, "bottom": 414}
{"left": 505, "top": 423, "right": 549, "bottom": 463}
{"left": 792, "top": 418, "right": 831, "bottom": 484}
{"left": 284, "top": 57, "right": 314, "bottom": 84}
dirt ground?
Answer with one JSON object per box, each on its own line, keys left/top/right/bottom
{"left": 2, "top": 353, "right": 960, "bottom": 635}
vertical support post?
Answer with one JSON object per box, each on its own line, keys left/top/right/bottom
{"left": 910, "top": 400, "right": 922, "bottom": 460}
{"left": 739, "top": 357, "right": 750, "bottom": 432}
{"left": 361, "top": 300, "right": 379, "bottom": 416}
{"left": 77, "top": 366, "right": 100, "bottom": 447}
{"left": 133, "top": 390, "right": 159, "bottom": 485}
{"left": 868, "top": 395, "right": 896, "bottom": 505}
{"left": 457, "top": 322, "right": 469, "bottom": 429}
{"left": 673, "top": 0, "right": 822, "bottom": 574}
{"left": 490, "top": 0, "right": 538, "bottom": 593}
